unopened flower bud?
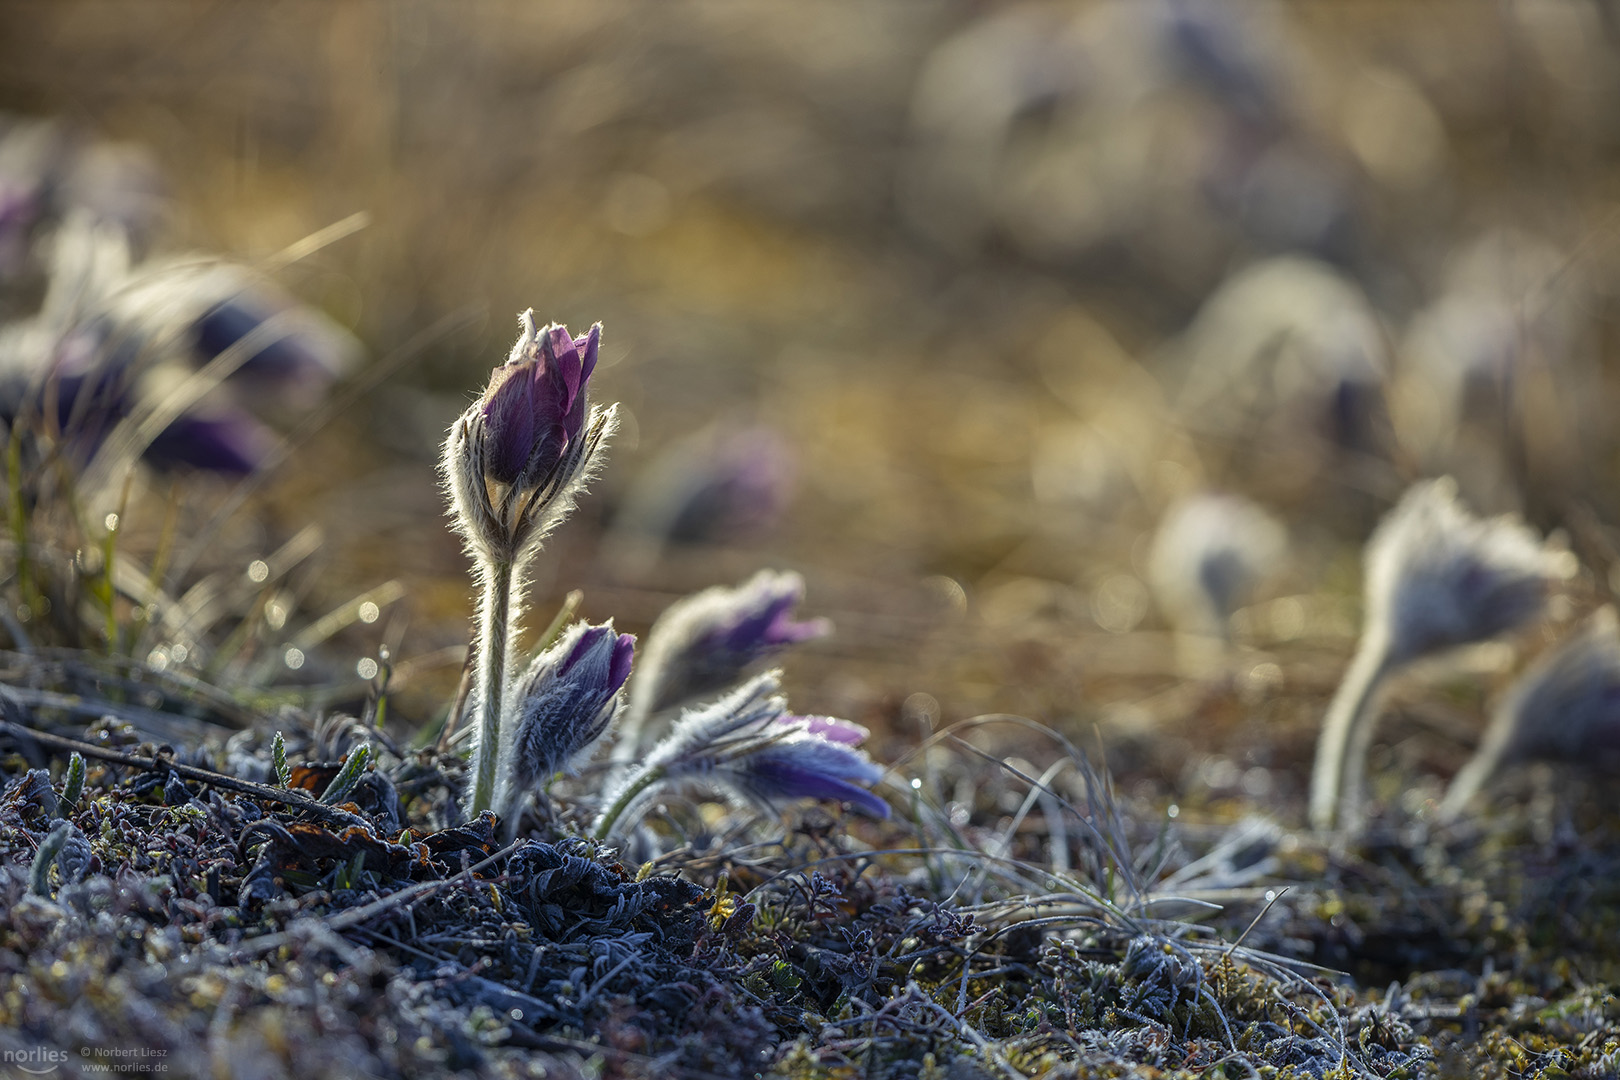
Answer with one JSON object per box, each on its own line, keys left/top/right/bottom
{"left": 444, "top": 311, "right": 616, "bottom": 565}
{"left": 495, "top": 621, "right": 635, "bottom": 822}
{"left": 1440, "top": 607, "right": 1620, "bottom": 822}
{"left": 615, "top": 569, "right": 830, "bottom": 760}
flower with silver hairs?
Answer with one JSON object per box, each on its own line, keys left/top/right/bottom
{"left": 594, "top": 670, "right": 888, "bottom": 839}
{"left": 1440, "top": 607, "right": 1620, "bottom": 822}
{"left": 1309, "top": 476, "right": 1571, "bottom": 831}
{"left": 443, "top": 312, "right": 617, "bottom": 565}
{"left": 494, "top": 620, "right": 635, "bottom": 824}
{"left": 616, "top": 569, "right": 830, "bottom": 758}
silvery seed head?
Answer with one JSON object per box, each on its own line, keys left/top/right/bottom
{"left": 630, "top": 569, "right": 831, "bottom": 722}
{"left": 444, "top": 311, "right": 616, "bottom": 564}
{"left": 1440, "top": 607, "right": 1620, "bottom": 821}
{"left": 495, "top": 620, "right": 635, "bottom": 821}
{"left": 1148, "top": 492, "right": 1287, "bottom": 636}
{"left": 597, "top": 670, "right": 888, "bottom": 837}
{"left": 1362, "top": 477, "right": 1569, "bottom": 665}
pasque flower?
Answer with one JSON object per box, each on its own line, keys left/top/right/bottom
{"left": 615, "top": 569, "right": 831, "bottom": 758}
{"left": 1148, "top": 492, "right": 1287, "bottom": 638}
{"left": 1440, "top": 607, "right": 1620, "bottom": 822}
{"left": 594, "top": 670, "right": 888, "bottom": 840}
{"left": 495, "top": 620, "right": 635, "bottom": 827}
{"left": 445, "top": 311, "right": 617, "bottom": 565}
{"left": 1308, "top": 477, "right": 1570, "bottom": 831}
{"left": 442, "top": 311, "right": 618, "bottom": 816}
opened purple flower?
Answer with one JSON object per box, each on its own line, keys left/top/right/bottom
{"left": 595, "top": 671, "right": 889, "bottom": 839}
{"left": 494, "top": 620, "right": 635, "bottom": 825}
{"left": 617, "top": 570, "right": 831, "bottom": 758}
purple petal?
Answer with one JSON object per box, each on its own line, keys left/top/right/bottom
{"left": 479, "top": 366, "right": 540, "bottom": 484}
{"left": 542, "top": 324, "right": 583, "bottom": 401}
{"left": 610, "top": 632, "right": 636, "bottom": 693}
{"left": 576, "top": 323, "right": 601, "bottom": 383}
{"left": 147, "top": 408, "right": 273, "bottom": 474}
{"left": 766, "top": 609, "right": 832, "bottom": 647}
{"left": 748, "top": 758, "right": 890, "bottom": 818}
{"left": 783, "top": 714, "right": 868, "bottom": 746}
{"left": 562, "top": 625, "right": 613, "bottom": 676}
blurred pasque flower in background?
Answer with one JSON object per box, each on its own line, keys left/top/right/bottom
{"left": 1310, "top": 477, "right": 1572, "bottom": 831}
{"left": 605, "top": 423, "right": 796, "bottom": 574}
{"left": 1148, "top": 491, "right": 1287, "bottom": 640}
{"left": 0, "top": 211, "right": 357, "bottom": 478}
{"left": 1441, "top": 606, "right": 1620, "bottom": 822}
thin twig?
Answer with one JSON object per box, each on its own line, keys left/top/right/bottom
{"left": 0, "top": 714, "right": 364, "bottom": 828}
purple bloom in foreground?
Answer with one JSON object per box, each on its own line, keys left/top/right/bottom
{"left": 596, "top": 671, "right": 889, "bottom": 839}
{"left": 495, "top": 620, "right": 635, "bottom": 822}
{"left": 626, "top": 569, "right": 832, "bottom": 735}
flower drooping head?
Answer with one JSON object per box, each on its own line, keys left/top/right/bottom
{"left": 630, "top": 569, "right": 831, "bottom": 723}
{"left": 444, "top": 311, "right": 616, "bottom": 564}
{"left": 1309, "top": 476, "right": 1572, "bottom": 831}
{"left": 595, "top": 671, "right": 889, "bottom": 839}
{"left": 494, "top": 620, "right": 635, "bottom": 822}
{"left": 1363, "top": 477, "right": 1568, "bottom": 665}
{"left": 1148, "top": 492, "right": 1287, "bottom": 637}
{"left": 1440, "top": 607, "right": 1620, "bottom": 822}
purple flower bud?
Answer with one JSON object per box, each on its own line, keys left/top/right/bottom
{"left": 480, "top": 316, "right": 599, "bottom": 488}
{"left": 630, "top": 569, "right": 832, "bottom": 723}
{"left": 740, "top": 740, "right": 890, "bottom": 820}
{"left": 495, "top": 620, "right": 635, "bottom": 822}
{"left": 444, "top": 311, "right": 616, "bottom": 564}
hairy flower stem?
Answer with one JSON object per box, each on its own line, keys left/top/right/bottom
{"left": 592, "top": 764, "right": 667, "bottom": 840}
{"left": 468, "top": 557, "right": 516, "bottom": 816}
{"left": 1308, "top": 631, "right": 1395, "bottom": 832}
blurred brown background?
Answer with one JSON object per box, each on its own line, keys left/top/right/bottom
{"left": 5, "top": 0, "right": 1619, "bottom": 818}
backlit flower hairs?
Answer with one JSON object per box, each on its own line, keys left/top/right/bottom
{"left": 1308, "top": 477, "right": 1572, "bottom": 832}
{"left": 442, "top": 312, "right": 617, "bottom": 816}
{"left": 614, "top": 568, "right": 830, "bottom": 759}
{"left": 593, "top": 670, "right": 888, "bottom": 840}
{"left": 1439, "top": 606, "right": 1620, "bottom": 822}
